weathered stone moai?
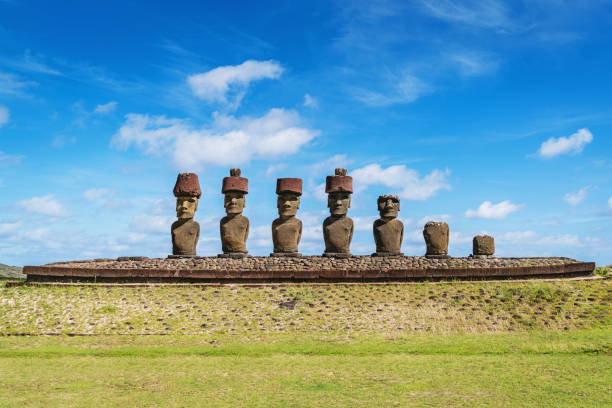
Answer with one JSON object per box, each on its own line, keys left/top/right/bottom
{"left": 271, "top": 178, "right": 303, "bottom": 257}
{"left": 423, "top": 221, "right": 450, "bottom": 258}
{"left": 170, "top": 173, "right": 201, "bottom": 257}
{"left": 323, "top": 168, "right": 354, "bottom": 257}
{"left": 472, "top": 235, "right": 495, "bottom": 258}
{"left": 219, "top": 168, "right": 249, "bottom": 258}
{"left": 373, "top": 195, "right": 404, "bottom": 256}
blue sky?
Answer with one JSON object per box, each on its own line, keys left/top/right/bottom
{"left": 1, "top": 0, "right": 611, "bottom": 266}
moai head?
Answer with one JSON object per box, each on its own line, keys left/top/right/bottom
{"left": 326, "top": 168, "right": 353, "bottom": 216}
{"left": 173, "top": 173, "right": 202, "bottom": 220}
{"left": 378, "top": 195, "right": 400, "bottom": 219}
{"left": 222, "top": 168, "right": 248, "bottom": 215}
{"left": 276, "top": 178, "right": 302, "bottom": 218}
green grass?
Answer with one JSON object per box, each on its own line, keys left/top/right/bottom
{"left": 0, "top": 279, "right": 610, "bottom": 407}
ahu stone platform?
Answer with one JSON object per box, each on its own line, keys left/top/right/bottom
{"left": 24, "top": 256, "right": 595, "bottom": 283}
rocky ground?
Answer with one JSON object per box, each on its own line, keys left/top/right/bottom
{"left": 45, "top": 256, "right": 578, "bottom": 270}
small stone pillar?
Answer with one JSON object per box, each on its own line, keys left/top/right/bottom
{"left": 169, "top": 173, "right": 201, "bottom": 258}
{"left": 323, "top": 168, "right": 354, "bottom": 257}
{"left": 271, "top": 178, "right": 303, "bottom": 257}
{"left": 219, "top": 168, "right": 249, "bottom": 258}
{"left": 472, "top": 235, "right": 495, "bottom": 258}
{"left": 373, "top": 195, "right": 404, "bottom": 256}
{"left": 423, "top": 221, "right": 450, "bottom": 258}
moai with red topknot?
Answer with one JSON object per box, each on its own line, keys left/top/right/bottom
{"left": 219, "top": 168, "right": 249, "bottom": 258}
{"left": 170, "top": 173, "right": 201, "bottom": 257}
{"left": 271, "top": 178, "right": 303, "bottom": 257}
{"left": 323, "top": 168, "right": 354, "bottom": 258}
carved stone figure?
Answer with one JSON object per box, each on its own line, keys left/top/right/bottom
{"left": 271, "top": 178, "right": 303, "bottom": 257}
{"left": 423, "top": 221, "right": 450, "bottom": 258}
{"left": 373, "top": 195, "right": 404, "bottom": 256}
{"left": 472, "top": 235, "right": 495, "bottom": 258}
{"left": 170, "top": 173, "right": 201, "bottom": 257}
{"left": 219, "top": 168, "right": 249, "bottom": 257}
{"left": 323, "top": 168, "right": 354, "bottom": 257}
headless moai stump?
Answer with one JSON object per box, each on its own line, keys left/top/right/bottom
{"left": 423, "top": 221, "right": 450, "bottom": 259}
{"left": 323, "top": 168, "right": 353, "bottom": 258}
{"left": 472, "top": 235, "right": 495, "bottom": 258}
{"left": 219, "top": 168, "right": 249, "bottom": 258}
{"left": 271, "top": 178, "right": 303, "bottom": 257}
{"left": 373, "top": 195, "right": 404, "bottom": 256}
{"left": 169, "top": 173, "right": 201, "bottom": 258}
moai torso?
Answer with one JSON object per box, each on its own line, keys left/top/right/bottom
{"left": 373, "top": 218, "right": 403, "bottom": 253}
{"left": 171, "top": 219, "right": 200, "bottom": 256}
{"left": 220, "top": 215, "right": 249, "bottom": 253}
{"left": 272, "top": 217, "right": 302, "bottom": 253}
{"left": 323, "top": 215, "right": 353, "bottom": 253}
{"left": 423, "top": 221, "right": 449, "bottom": 255}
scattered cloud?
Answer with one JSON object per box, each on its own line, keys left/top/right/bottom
{"left": 564, "top": 186, "right": 589, "bottom": 206}
{"left": 418, "top": 214, "right": 452, "bottom": 225}
{"left": 449, "top": 52, "right": 498, "bottom": 76}
{"left": 94, "top": 101, "right": 118, "bottom": 114}
{"left": 310, "top": 155, "right": 352, "bottom": 174}
{"left": 0, "top": 49, "right": 62, "bottom": 76}
{"left": 52, "top": 135, "right": 77, "bottom": 148}
{"left": 83, "top": 188, "right": 113, "bottom": 201}
{"left": 608, "top": 196, "right": 612, "bottom": 210}
{"left": 496, "top": 230, "right": 584, "bottom": 248}
{"left": 0, "top": 150, "right": 25, "bottom": 167}
{"left": 130, "top": 214, "right": 174, "bottom": 234}
{"left": 187, "top": 60, "right": 283, "bottom": 108}
{"left": 0, "top": 222, "right": 21, "bottom": 235}
{"left": 464, "top": 200, "right": 523, "bottom": 219}
{"left": 113, "top": 108, "right": 318, "bottom": 169}
{"left": 265, "top": 163, "right": 287, "bottom": 176}
{"left": 303, "top": 94, "right": 318, "bottom": 109}
{"left": 0, "top": 105, "right": 8, "bottom": 127}
{"left": 352, "top": 72, "right": 431, "bottom": 106}
{"left": 0, "top": 71, "right": 36, "bottom": 96}
{"left": 538, "top": 128, "right": 593, "bottom": 158}
{"left": 351, "top": 164, "right": 451, "bottom": 200}
{"left": 15, "top": 194, "right": 70, "bottom": 217}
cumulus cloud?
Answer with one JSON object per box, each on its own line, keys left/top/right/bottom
{"left": 464, "top": 200, "right": 523, "bottom": 219}
{"left": 538, "top": 128, "right": 593, "bottom": 158}
{"left": 351, "top": 164, "right": 451, "bottom": 200}
{"left": 303, "top": 94, "right": 318, "bottom": 108}
{"left": 0, "top": 105, "right": 9, "bottom": 127}
{"left": 564, "top": 187, "right": 588, "bottom": 206}
{"left": 94, "top": 101, "right": 117, "bottom": 114}
{"left": 15, "top": 195, "right": 70, "bottom": 217}
{"left": 188, "top": 60, "right": 283, "bottom": 107}
{"left": 112, "top": 108, "right": 317, "bottom": 169}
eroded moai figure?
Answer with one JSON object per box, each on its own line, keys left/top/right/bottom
{"left": 373, "top": 195, "right": 404, "bottom": 256}
{"left": 271, "top": 178, "right": 303, "bottom": 257}
{"left": 423, "top": 221, "right": 450, "bottom": 258}
{"left": 323, "top": 168, "right": 354, "bottom": 257}
{"left": 219, "top": 168, "right": 249, "bottom": 257}
{"left": 170, "top": 173, "right": 201, "bottom": 257}
{"left": 472, "top": 235, "right": 495, "bottom": 258}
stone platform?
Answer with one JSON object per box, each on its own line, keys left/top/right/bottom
{"left": 23, "top": 256, "right": 595, "bottom": 283}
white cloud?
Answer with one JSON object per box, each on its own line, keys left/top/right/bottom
{"left": 83, "top": 188, "right": 113, "bottom": 201}
{"left": 419, "top": 0, "right": 522, "bottom": 33}
{"left": 450, "top": 52, "right": 498, "bottom": 76}
{"left": 265, "top": 163, "right": 287, "bottom": 176}
{"left": 564, "top": 187, "right": 588, "bottom": 206}
{"left": 0, "top": 151, "right": 24, "bottom": 167}
{"left": 352, "top": 72, "right": 431, "bottom": 106}
{"left": 351, "top": 164, "right": 451, "bottom": 200}
{"left": 113, "top": 108, "right": 317, "bottom": 169}
{"left": 418, "top": 214, "right": 452, "bottom": 225}
{"left": 130, "top": 214, "right": 174, "bottom": 234}
{"left": 352, "top": 215, "right": 378, "bottom": 231}
{"left": 187, "top": 60, "right": 283, "bottom": 107}
{"left": 0, "top": 222, "right": 21, "bottom": 235}
{"left": 0, "top": 105, "right": 9, "bottom": 127}
{"left": 496, "top": 230, "right": 584, "bottom": 248}
{"left": 464, "top": 200, "right": 523, "bottom": 219}
{"left": 0, "top": 49, "right": 62, "bottom": 76}
{"left": 0, "top": 71, "right": 36, "bottom": 96}
{"left": 538, "top": 128, "right": 593, "bottom": 158}
{"left": 608, "top": 196, "right": 612, "bottom": 210}
{"left": 94, "top": 101, "right": 117, "bottom": 114}
{"left": 15, "top": 195, "right": 70, "bottom": 217}
{"left": 303, "top": 94, "right": 318, "bottom": 108}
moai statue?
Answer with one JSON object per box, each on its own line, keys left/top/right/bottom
{"left": 322, "top": 168, "right": 354, "bottom": 258}
{"left": 170, "top": 173, "right": 201, "bottom": 258}
{"left": 271, "top": 178, "right": 303, "bottom": 257}
{"left": 423, "top": 221, "right": 450, "bottom": 259}
{"left": 372, "top": 195, "right": 404, "bottom": 256}
{"left": 219, "top": 168, "right": 249, "bottom": 258}
{"left": 472, "top": 235, "right": 495, "bottom": 258}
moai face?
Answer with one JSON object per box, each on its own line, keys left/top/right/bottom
{"left": 277, "top": 192, "right": 300, "bottom": 218}
{"left": 378, "top": 195, "right": 400, "bottom": 219}
{"left": 224, "top": 191, "right": 246, "bottom": 215}
{"left": 176, "top": 197, "right": 198, "bottom": 220}
{"left": 328, "top": 191, "right": 351, "bottom": 216}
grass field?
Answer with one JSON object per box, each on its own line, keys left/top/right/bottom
{"left": 1, "top": 279, "right": 610, "bottom": 407}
